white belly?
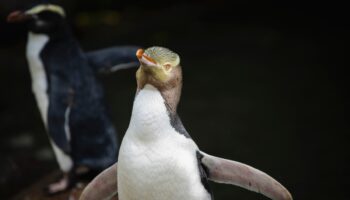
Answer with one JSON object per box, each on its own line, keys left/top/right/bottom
{"left": 26, "top": 32, "right": 72, "bottom": 172}
{"left": 118, "top": 84, "right": 210, "bottom": 200}
{"left": 26, "top": 32, "right": 49, "bottom": 125}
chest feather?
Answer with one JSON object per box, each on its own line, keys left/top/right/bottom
{"left": 26, "top": 32, "right": 49, "bottom": 124}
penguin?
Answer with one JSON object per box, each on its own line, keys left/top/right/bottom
{"left": 6, "top": 4, "right": 138, "bottom": 194}
{"left": 80, "top": 46, "right": 293, "bottom": 200}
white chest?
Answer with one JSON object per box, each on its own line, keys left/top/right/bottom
{"left": 26, "top": 32, "right": 49, "bottom": 125}
{"left": 117, "top": 84, "right": 210, "bottom": 200}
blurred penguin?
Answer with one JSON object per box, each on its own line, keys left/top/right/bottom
{"left": 7, "top": 2, "right": 139, "bottom": 195}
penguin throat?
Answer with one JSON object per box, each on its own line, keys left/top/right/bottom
{"left": 136, "top": 66, "right": 183, "bottom": 113}
{"left": 130, "top": 84, "right": 176, "bottom": 139}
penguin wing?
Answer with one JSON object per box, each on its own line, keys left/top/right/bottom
{"left": 80, "top": 162, "right": 118, "bottom": 200}
{"left": 196, "top": 151, "right": 214, "bottom": 199}
{"left": 198, "top": 152, "right": 293, "bottom": 200}
{"left": 47, "top": 85, "right": 73, "bottom": 153}
{"left": 86, "top": 46, "right": 139, "bottom": 74}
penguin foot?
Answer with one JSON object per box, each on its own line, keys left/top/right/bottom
{"left": 43, "top": 174, "right": 74, "bottom": 196}
{"left": 43, "top": 168, "right": 102, "bottom": 196}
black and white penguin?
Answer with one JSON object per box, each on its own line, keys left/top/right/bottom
{"left": 80, "top": 47, "right": 292, "bottom": 200}
{"left": 7, "top": 4, "right": 138, "bottom": 194}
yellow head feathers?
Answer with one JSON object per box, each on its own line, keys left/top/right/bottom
{"left": 25, "top": 4, "right": 65, "bottom": 17}
{"left": 144, "top": 47, "right": 180, "bottom": 67}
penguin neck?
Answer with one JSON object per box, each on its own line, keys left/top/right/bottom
{"left": 26, "top": 32, "right": 49, "bottom": 60}
{"left": 28, "top": 21, "right": 73, "bottom": 40}
{"left": 27, "top": 26, "right": 76, "bottom": 55}
{"left": 26, "top": 31, "right": 75, "bottom": 60}
{"left": 136, "top": 66, "right": 183, "bottom": 115}
{"left": 130, "top": 84, "right": 180, "bottom": 140}
{"left": 27, "top": 29, "right": 86, "bottom": 74}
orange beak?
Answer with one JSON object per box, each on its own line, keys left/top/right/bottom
{"left": 136, "top": 48, "right": 157, "bottom": 65}
{"left": 7, "top": 10, "right": 32, "bottom": 23}
{"left": 136, "top": 49, "right": 144, "bottom": 59}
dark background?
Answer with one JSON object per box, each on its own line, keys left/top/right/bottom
{"left": 0, "top": 0, "right": 348, "bottom": 199}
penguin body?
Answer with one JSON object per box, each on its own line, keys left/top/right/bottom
{"left": 7, "top": 4, "right": 138, "bottom": 191}
{"left": 118, "top": 84, "right": 211, "bottom": 200}
{"left": 18, "top": 6, "right": 118, "bottom": 172}
{"left": 116, "top": 47, "right": 214, "bottom": 200}
{"left": 26, "top": 31, "right": 74, "bottom": 171}
{"left": 38, "top": 28, "right": 117, "bottom": 169}
{"left": 80, "top": 47, "right": 292, "bottom": 200}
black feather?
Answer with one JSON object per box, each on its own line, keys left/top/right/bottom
{"left": 196, "top": 151, "right": 214, "bottom": 199}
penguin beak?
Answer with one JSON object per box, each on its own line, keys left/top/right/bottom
{"left": 7, "top": 10, "right": 32, "bottom": 23}
{"left": 136, "top": 49, "right": 157, "bottom": 67}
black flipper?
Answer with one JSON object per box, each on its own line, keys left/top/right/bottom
{"left": 86, "top": 46, "right": 140, "bottom": 74}
{"left": 47, "top": 82, "right": 72, "bottom": 154}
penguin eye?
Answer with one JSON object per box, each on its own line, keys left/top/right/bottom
{"left": 164, "top": 63, "right": 172, "bottom": 71}
{"left": 35, "top": 19, "right": 47, "bottom": 26}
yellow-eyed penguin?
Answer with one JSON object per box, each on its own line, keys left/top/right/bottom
{"left": 80, "top": 47, "right": 293, "bottom": 200}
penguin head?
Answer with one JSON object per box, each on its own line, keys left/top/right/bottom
{"left": 136, "top": 46, "right": 182, "bottom": 90}
{"left": 7, "top": 4, "right": 66, "bottom": 35}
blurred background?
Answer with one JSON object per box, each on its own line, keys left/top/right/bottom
{"left": 0, "top": 0, "right": 348, "bottom": 199}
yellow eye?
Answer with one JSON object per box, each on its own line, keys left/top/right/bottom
{"left": 164, "top": 63, "right": 172, "bottom": 71}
